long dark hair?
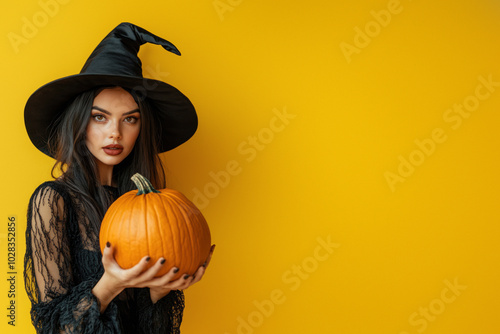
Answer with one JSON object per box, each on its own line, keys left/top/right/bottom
{"left": 47, "top": 86, "right": 166, "bottom": 232}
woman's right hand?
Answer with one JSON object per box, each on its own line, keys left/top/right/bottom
{"left": 92, "top": 242, "right": 175, "bottom": 313}
{"left": 101, "top": 242, "right": 161, "bottom": 289}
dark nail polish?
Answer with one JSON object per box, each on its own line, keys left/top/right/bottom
{"left": 183, "top": 274, "right": 190, "bottom": 279}
{"left": 173, "top": 267, "right": 179, "bottom": 273}
{"left": 160, "top": 258, "right": 166, "bottom": 265}
{"left": 202, "top": 262, "right": 207, "bottom": 268}
{"left": 146, "top": 256, "right": 151, "bottom": 262}
{"left": 106, "top": 242, "right": 111, "bottom": 248}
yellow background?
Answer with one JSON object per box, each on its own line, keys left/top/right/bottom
{"left": 1, "top": 0, "right": 500, "bottom": 333}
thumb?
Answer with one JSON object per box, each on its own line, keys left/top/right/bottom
{"left": 102, "top": 241, "right": 116, "bottom": 268}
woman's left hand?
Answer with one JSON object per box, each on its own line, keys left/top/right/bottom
{"left": 148, "top": 244, "right": 215, "bottom": 303}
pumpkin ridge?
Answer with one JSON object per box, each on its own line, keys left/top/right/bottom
{"left": 155, "top": 193, "right": 170, "bottom": 275}
{"left": 150, "top": 194, "right": 162, "bottom": 265}
{"left": 125, "top": 194, "right": 137, "bottom": 268}
{"left": 185, "top": 195, "right": 202, "bottom": 269}
{"left": 145, "top": 193, "right": 152, "bottom": 267}
{"left": 174, "top": 195, "right": 197, "bottom": 275}
{"left": 113, "top": 195, "right": 127, "bottom": 267}
{"left": 163, "top": 194, "right": 180, "bottom": 275}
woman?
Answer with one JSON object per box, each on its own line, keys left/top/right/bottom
{"left": 23, "top": 23, "right": 213, "bottom": 333}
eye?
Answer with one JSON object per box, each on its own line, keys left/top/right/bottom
{"left": 92, "top": 114, "right": 106, "bottom": 122}
{"left": 124, "top": 116, "right": 139, "bottom": 124}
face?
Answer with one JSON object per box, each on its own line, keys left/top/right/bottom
{"left": 85, "top": 87, "right": 141, "bottom": 172}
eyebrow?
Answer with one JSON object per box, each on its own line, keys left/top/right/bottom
{"left": 92, "top": 106, "right": 140, "bottom": 115}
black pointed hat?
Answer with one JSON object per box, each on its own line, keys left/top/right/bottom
{"left": 25, "top": 22, "right": 197, "bottom": 157}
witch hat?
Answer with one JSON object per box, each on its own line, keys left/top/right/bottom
{"left": 24, "top": 22, "right": 197, "bottom": 157}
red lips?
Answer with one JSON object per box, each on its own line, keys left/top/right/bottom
{"left": 103, "top": 144, "right": 123, "bottom": 156}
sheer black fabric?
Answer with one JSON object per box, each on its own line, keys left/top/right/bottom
{"left": 24, "top": 181, "right": 184, "bottom": 333}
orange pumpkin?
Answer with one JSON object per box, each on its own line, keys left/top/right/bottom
{"left": 99, "top": 173, "right": 211, "bottom": 280}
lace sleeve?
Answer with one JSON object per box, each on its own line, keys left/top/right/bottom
{"left": 24, "top": 183, "right": 120, "bottom": 333}
{"left": 136, "top": 289, "right": 185, "bottom": 334}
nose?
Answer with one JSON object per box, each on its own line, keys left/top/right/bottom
{"left": 108, "top": 122, "right": 122, "bottom": 140}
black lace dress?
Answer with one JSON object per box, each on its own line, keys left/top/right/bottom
{"left": 24, "top": 181, "right": 185, "bottom": 333}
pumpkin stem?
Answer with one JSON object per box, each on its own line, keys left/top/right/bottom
{"left": 131, "top": 173, "right": 161, "bottom": 195}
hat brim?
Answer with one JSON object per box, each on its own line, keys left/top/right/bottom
{"left": 24, "top": 73, "right": 197, "bottom": 157}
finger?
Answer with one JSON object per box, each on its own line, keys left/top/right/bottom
{"left": 166, "top": 273, "right": 194, "bottom": 290}
{"left": 202, "top": 244, "right": 216, "bottom": 269}
{"left": 147, "top": 265, "right": 180, "bottom": 287}
{"left": 177, "top": 274, "right": 195, "bottom": 290}
{"left": 190, "top": 266, "right": 206, "bottom": 285}
{"left": 122, "top": 255, "right": 153, "bottom": 279}
{"left": 136, "top": 258, "right": 172, "bottom": 283}
{"left": 101, "top": 242, "right": 117, "bottom": 268}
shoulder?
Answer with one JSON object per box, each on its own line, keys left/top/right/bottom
{"left": 27, "top": 181, "right": 78, "bottom": 234}
{"left": 30, "top": 180, "right": 67, "bottom": 198}
{"left": 29, "top": 181, "right": 71, "bottom": 211}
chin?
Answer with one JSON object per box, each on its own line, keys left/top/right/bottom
{"left": 98, "top": 156, "right": 126, "bottom": 167}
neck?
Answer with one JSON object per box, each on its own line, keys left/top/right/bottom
{"left": 97, "top": 162, "right": 114, "bottom": 186}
